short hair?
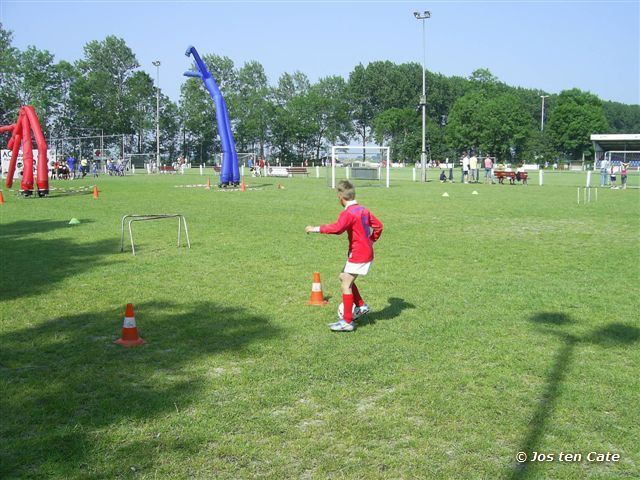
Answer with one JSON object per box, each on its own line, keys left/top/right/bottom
{"left": 337, "top": 180, "right": 356, "bottom": 200}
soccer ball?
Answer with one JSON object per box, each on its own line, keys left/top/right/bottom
{"left": 338, "top": 302, "right": 356, "bottom": 319}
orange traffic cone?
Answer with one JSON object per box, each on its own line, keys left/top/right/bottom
{"left": 93, "top": 185, "right": 99, "bottom": 199}
{"left": 0, "top": 191, "right": 4, "bottom": 205}
{"left": 240, "top": 181, "right": 246, "bottom": 192}
{"left": 114, "top": 303, "right": 145, "bottom": 346}
{"left": 307, "top": 272, "right": 329, "bottom": 305}
{"left": 206, "top": 177, "right": 212, "bottom": 190}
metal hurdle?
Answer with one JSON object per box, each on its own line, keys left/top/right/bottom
{"left": 577, "top": 187, "right": 598, "bottom": 205}
{"left": 120, "top": 214, "right": 191, "bottom": 255}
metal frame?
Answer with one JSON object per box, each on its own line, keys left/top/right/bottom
{"left": 330, "top": 146, "right": 390, "bottom": 189}
{"left": 120, "top": 214, "right": 190, "bottom": 255}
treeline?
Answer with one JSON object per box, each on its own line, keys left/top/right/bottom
{"left": 2, "top": 26, "right": 639, "bottom": 164}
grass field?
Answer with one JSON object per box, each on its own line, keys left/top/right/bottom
{"left": 1, "top": 169, "right": 639, "bottom": 479}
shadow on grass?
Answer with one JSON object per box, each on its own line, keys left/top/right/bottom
{"left": 357, "top": 297, "right": 416, "bottom": 326}
{"left": 0, "top": 219, "right": 108, "bottom": 301}
{"left": 510, "top": 312, "right": 640, "bottom": 480}
{"left": 0, "top": 300, "right": 280, "bottom": 478}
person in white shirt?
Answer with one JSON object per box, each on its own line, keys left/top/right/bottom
{"left": 462, "top": 153, "right": 470, "bottom": 184}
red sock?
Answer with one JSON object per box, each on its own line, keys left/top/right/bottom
{"left": 351, "top": 283, "right": 364, "bottom": 307}
{"left": 342, "top": 293, "right": 354, "bottom": 323}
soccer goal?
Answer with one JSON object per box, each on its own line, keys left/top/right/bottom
{"left": 603, "top": 151, "right": 640, "bottom": 167}
{"left": 329, "top": 146, "right": 390, "bottom": 189}
{"left": 126, "top": 153, "right": 154, "bottom": 170}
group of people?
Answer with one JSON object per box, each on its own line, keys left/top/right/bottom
{"left": 599, "top": 159, "right": 630, "bottom": 189}
{"left": 247, "top": 157, "right": 265, "bottom": 177}
{"left": 52, "top": 157, "right": 98, "bottom": 180}
{"left": 106, "top": 159, "right": 126, "bottom": 176}
{"left": 51, "top": 156, "right": 132, "bottom": 179}
{"left": 437, "top": 153, "right": 500, "bottom": 184}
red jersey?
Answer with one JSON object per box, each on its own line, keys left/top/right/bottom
{"left": 320, "top": 201, "right": 383, "bottom": 263}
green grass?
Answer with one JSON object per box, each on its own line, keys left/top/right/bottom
{"left": 1, "top": 170, "right": 639, "bottom": 479}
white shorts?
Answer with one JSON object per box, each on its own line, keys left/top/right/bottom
{"left": 343, "top": 260, "right": 372, "bottom": 276}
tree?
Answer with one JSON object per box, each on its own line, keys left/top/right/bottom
{"left": 269, "top": 71, "right": 311, "bottom": 162}
{"left": 305, "top": 76, "right": 352, "bottom": 161}
{"left": 445, "top": 90, "right": 485, "bottom": 155}
{"left": 235, "top": 60, "right": 270, "bottom": 157}
{"left": 71, "top": 36, "right": 140, "bottom": 135}
{"left": 160, "top": 97, "right": 181, "bottom": 161}
{"left": 0, "top": 24, "right": 22, "bottom": 124}
{"left": 445, "top": 89, "right": 532, "bottom": 162}
{"left": 372, "top": 108, "right": 420, "bottom": 162}
{"left": 180, "top": 77, "right": 216, "bottom": 162}
{"left": 49, "top": 60, "right": 80, "bottom": 138}
{"left": 347, "top": 64, "right": 376, "bottom": 150}
{"left": 125, "top": 71, "right": 155, "bottom": 153}
{"left": 0, "top": 35, "right": 64, "bottom": 137}
{"left": 478, "top": 92, "right": 531, "bottom": 161}
{"left": 546, "top": 89, "right": 609, "bottom": 160}
{"left": 603, "top": 101, "right": 640, "bottom": 133}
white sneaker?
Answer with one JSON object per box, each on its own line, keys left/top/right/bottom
{"left": 329, "top": 319, "right": 355, "bottom": 332}
{"left": 353, "top": 304, "right": 370, "bottom": 319}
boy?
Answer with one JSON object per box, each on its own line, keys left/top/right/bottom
{"left": 305, "top": 180, "right": 383, "bottom": 331}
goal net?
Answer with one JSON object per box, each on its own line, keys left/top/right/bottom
{"left": 126, "top": 153, "right": 154, "bottom": 169}
{"left": 329, "top": 146, "right": 390, "bottom": 189}
{"left": 602, "top": 151, "right": 640, "bottom": 168}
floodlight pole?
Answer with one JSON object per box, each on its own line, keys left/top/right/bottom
{"left": 414, "top": 11, "right": 431, "bottom": 183}
{"left": 540, "top": 95, "right": 549, "bottom": 131}
{"left": 153, "top": 60, "right": 161, "bottom": 169}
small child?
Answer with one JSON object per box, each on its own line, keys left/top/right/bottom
{"left": 610, "top": 164, "right": 618, "bottom": 189}
{"left": 439, "top": 170, "right": 447, "bottom": 183}
{"left": 621, "top": 162, "right": 629, "bottom": 189}
{"left": 305, "top": 180, "right": 383, "bottom": 331}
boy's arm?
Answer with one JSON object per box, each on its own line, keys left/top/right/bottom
{"left": 305, "top": 211, "right": 350, "bottom": 235}
{"left": 319, "top": 211, "right": 351, "bottom": 235}
{"left": 369, "top": 212, "right": 383, "bottom": 242}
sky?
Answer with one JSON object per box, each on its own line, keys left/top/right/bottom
{"left": 2, "top": 0, "right": 639, "bottom": 105}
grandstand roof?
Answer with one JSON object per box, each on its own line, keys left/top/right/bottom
{"left": 591, "top": 134, "right": 640, "bottom": 151}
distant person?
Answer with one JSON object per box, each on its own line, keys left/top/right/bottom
{"left": 91, "top": 161, "right": 98, "bottom": 178}
{"left": 484, "top": 155, "right": 493, "bottom": 184}
{"left": 516, "top": 164, "right": 527, "bottom": 184}
{"left": 53, "top": 159, "right": 61, "bottom": 180}
{"left": 469, "top": 153, "right": 479, "bottom": 183}
{"left": 444, "top": 157, "right": 453, "bottom": 181}
{"left": 66, "top": 156, "right": 76, "bottom": 179}
{"left": 80, "top": 157, "right": 88, "bottom": 178}
{"left": 610, "top": 163, "right": 618, "bottom": 189}
{"left": 600, "top": 158, "right": 609, "bottom": 187}
{"left": 462, "top": 153, "right": 470, "bottom": 184}
{"left": 620, "top": 161, "right": 629, "bottom": 189}
{"left": 439, "top": 170, "right": 447, "bottom": 183}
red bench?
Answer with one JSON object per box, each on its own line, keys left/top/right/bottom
{"left": 494, "top": 171, "right": 528, "bottom": 184}
{"left": 286, "top": 167, "right": 309, "bottom": 176}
